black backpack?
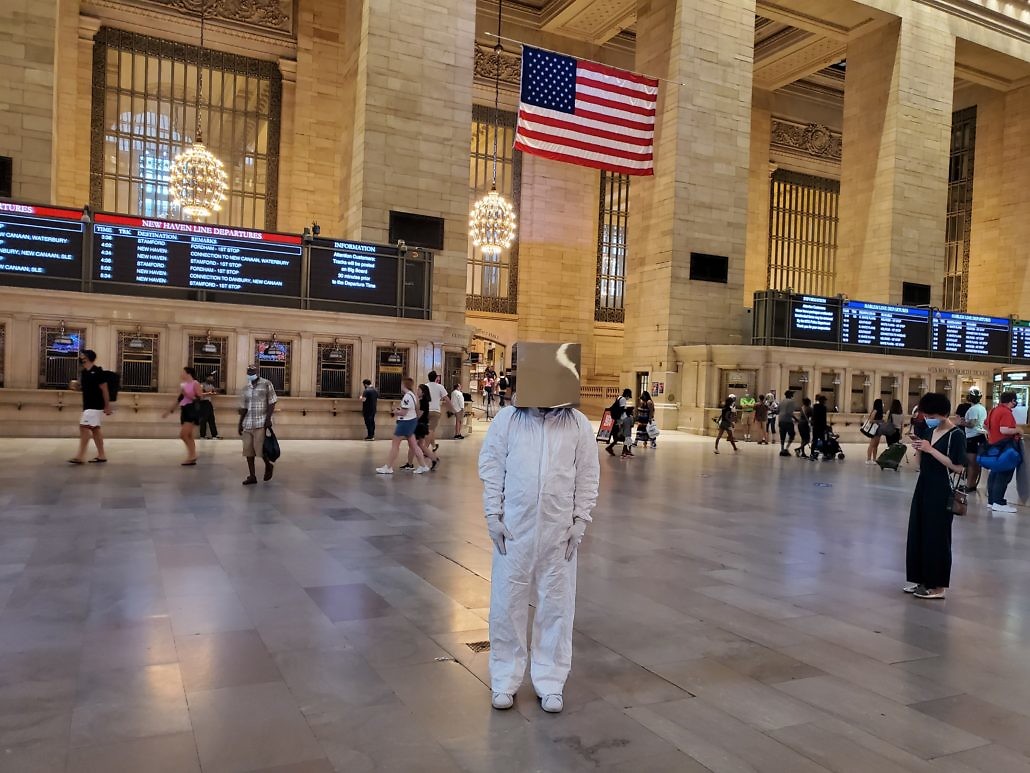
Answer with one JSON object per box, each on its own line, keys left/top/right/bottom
{"left": 499, "top": 377, "right": 510, "bottom": 390}
{"left": 103, "top": 370, "right": 120, "bottom": 402}
{"left": 609, "top": 399, "right": 624, "bottom": 422}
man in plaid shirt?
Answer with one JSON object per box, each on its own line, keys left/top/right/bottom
{"left": 238, "top": 364, "right": 278, "bottom": 485}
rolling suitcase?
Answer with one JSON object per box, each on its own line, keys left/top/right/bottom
{"left": 877, "top": 442, "right": 907, "bottom": 471}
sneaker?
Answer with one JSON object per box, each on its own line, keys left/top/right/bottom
{"left": 605, "top": 446, "right": 616, "bottom": 456}
{"left": 914, "top": 587, "right": 946, "bottom": 599}
{"left": 491, "top": 692, "right": 514, "bottom": 710}
{"left": 992, "top": 503, "right": 1017, "bottom": 513}
{"left": 779, "top": 450, "right": 790, "bottom": 457}
{"left": 713, "top": 449, "right": 720, "bottom": 454}
{"left": 431, "top": 459, "right": 439, "bottom": 471}
{"left": 622, "top": 450, "right": 633, "bottom": 458}
{"left": 865, "top": 460, "right": 877, "bottom": 465}
{"left": 400, "top": 463, "right": 414, "bottom": 470}
{"left": 375, "top": 466, "right": 394, "bottom": 475}
{"left": 902, "top": 583, "right": 925, "bottom": 594}
{"left": 364, "top": 437, "right": 375, "bottom": 441}
{"left": 541, "top": 694, "right": 564, "bottom": 713}
{"left": 413, "top": 466, "right": 430, "bottom": 474}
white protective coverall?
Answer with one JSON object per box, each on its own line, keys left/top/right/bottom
{"left": 478, "top": 406, "right": 600, "bottom": 697}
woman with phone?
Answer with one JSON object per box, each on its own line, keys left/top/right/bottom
{"left": 904, "top": 392, "right": 967, "bottom": 600}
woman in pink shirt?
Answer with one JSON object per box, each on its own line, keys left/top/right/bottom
{"left": 165, "top": 366, "right": 202, "bottom": 465}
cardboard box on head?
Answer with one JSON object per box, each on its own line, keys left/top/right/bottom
{"left": 511, "top": 342, "right": 581, "bottom": 409}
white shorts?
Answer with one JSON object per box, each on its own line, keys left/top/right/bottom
{"left": 80, "top": 409, "right": 104, "bottom": 428}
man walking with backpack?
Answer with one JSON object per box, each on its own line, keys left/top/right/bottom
{"left": 68, "top": 349, "right": 113, "bottom": 464}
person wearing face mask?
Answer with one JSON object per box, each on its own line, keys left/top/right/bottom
{"left": 904, "top": 392, "right": 967, "bottom": 600}
{"left": 238, "top": 364, "right": 278, "bottom": 485}
{"left": 479, "top": 343, "right": 599, "bottom": 715}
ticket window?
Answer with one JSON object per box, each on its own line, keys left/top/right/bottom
{"left": 188, "top": 335, "right": 228, "bottom": 391}
{"left": 39, "top": 325, "right": 85, "bottom": 389}
{"left": 788, "top": 370, "right": 808, "bottom": 400}
{"left": 880, "top": 376, "right": 898, "bottom": 409}
{"left": 255, "top": 339, "right": 292, "bottom": 396}
{"left": 850, "top": 375, "right": 870, "bottom": 414}
{"left": 819, "top": 372, "right": 841, "bottom": 412}
{"left": 907, "top": 377, "right": 924, "bottom": 413}
{"left": 718, "top": 369, "right": 755, "bottom": 404}
{"left": 934, "top": 378, "right": 951, "bottom": 396}
{"left": 117, "top": 330, "right": 158, "bottom": 392}
{"left": 377, "top": 347, "right": 408, "bottom": 399}
{"left": 444, "top": 352, "right": 463, "bottom": 393}
{"left": 317, "top": 342, "right": 353, "bottom": 398}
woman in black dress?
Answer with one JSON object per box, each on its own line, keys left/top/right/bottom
{"left": 905, "top": 392, "right": 967, "bottom": 600}
{"left": 865, "top": 398, "right": 885, "bottom": 464}
{"left": 414, "top": 383, "right": 440, "bottom": 470}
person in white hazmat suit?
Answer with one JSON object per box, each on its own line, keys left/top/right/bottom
{"left": 478, "top": 343, "right": 600, "bottom": 714}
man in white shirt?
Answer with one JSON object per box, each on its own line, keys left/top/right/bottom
{"left": 425, "top": 371, "right": 451, "bottom": 448}
{"left": 450, "top": 384, "right": 466, "bottom": 439}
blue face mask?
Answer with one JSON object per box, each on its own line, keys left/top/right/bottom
{"left": 924, "top": 417, "right": 941, "bottom": 429}
{"left": 247, "top": 373, "right": 258, "bottom": 383}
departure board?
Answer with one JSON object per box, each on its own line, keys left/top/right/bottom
{"left": 788, "top": 295, "right": 839, "bottom": 345}
{"left": 931, "top": 311, "right": 1009, "bottom": 360}
{"left": 841, "top": 300, "right": 929, "bottom": 351}
{"left": 92, "top": 213, "right": 303, "bottom": 296}
{"left": 0, "top": 202, "right": 84, "bottom": 280}
{"left": 1012, "top": 320, "right": 1030, "bottom": 362}
{"left": 308, "top": 238, "right": 399, "bottom": 307}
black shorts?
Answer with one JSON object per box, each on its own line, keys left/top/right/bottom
{"left": 966, "top": 435, "right": 984, "bottom": 454}
{"left": 415, "top": 422, "right": 429, "bottom": 440}
{"left": 180, "top": 404, "right": 200, "bottom": 425}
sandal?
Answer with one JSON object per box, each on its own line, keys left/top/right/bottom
{"left": 242, "top": 476, "right": 258, "bottom": 486}
{"left": 68, "top": 459, "right": 84, "bottom": 465}
{"left": 88, "top": 458, "right": 107, "bottom": 464}
{"left": 181, "top": 460, "right": 197, "bottom": 466}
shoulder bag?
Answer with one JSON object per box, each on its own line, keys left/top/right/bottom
{"left": 860, "top": 418, "right": 879, "bottom": 438}
{"left": 945, "top": 430, "right": 967, "bottom": 516}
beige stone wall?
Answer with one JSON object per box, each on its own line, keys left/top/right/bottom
{"left": 625, "top": 0, "right": 754, "bottom": 382}
{"left": 967, "top": 85, "right": 1030, "bottom": 316}
{"left": 1, "top": 0, "right": 58, "bottom": 204}
{"left": 837, "top": 15, "right": 955, "bottom": 305}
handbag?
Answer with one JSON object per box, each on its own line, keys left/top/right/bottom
{"left": 947, "top": 470, "right": 967, "bottom": 516}
{"left": 646, "top": 421, "right": 660, "bottom": 439}
{"left": 860, "top": 420, "right": 879, "bottom": 438}
{"left": 977, "top": 438, "right": 1022, "bottom": 472}
{"left": 262, "top": 427, "right": 281, "bottom": 462}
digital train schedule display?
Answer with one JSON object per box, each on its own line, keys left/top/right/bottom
{"left": 841, "top": 300, "right": 929, "bottom": 352}
{"left": 308, "top": 238, "right": 399, "bottom": 307}
{"left": 788, "top": 295, "right": 839, "bottom": 345}
{"left": 92, "top": 213, "right": 303, "bottom": 296}
{"left": 931, "top": 311, "right": 1009, "bottom": 361}
{"left": 0, "top": 202, "right": 84, "bottom": 280}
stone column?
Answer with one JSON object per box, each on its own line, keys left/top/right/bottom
{"left": 339, "top": 0, "right": 475, "bottom": 330}
{"left": 967, "top": 85, "right": 1030, "bottom": 316}
{"left": 625, "top": 0, "right": 755, "bottom": 387}
{"left": 836, "top": 18, "right": 955, "bottom": 305}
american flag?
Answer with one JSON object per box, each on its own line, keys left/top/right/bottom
{"left": 514, "top": 46, "right": 658, "bottom": 176}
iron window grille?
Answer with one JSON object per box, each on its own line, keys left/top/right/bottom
{"left": 467, "top": 104, "right": 521, "bottom": 313}
{"left": 188, "top": 334, "right": 228, "bottom": 390}
{"left": 90, "top": 27, "right": 282, "bottom": 230}
{"left": 39, "top": 326, "right": 86, "bottom": 389}
{"left": 944, "top": 107, "right": 976, "bottom": 311}
{"left": 376, "top": 346, "right": 409, "bottom": 399}
{"left": 254, "top": 339, "right": 291, "bottom": 395}
{"left": 316, "top": 342, "right": 354, "bottom": 398}
{"left": 596, "top": 171, "right": 629, "bottom": 323}
{"left": 117, "top": 331, "right": 159, "bottom": 392}
{"left": 767, "top": 169, "right": 839, "bottom": 296}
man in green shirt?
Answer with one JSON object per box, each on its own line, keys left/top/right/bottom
{"left": 738, "top": 391, "right": 757, "bottom": 441}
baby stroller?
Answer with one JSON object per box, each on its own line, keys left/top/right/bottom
{"left": 810, "top": 429, "right": 845, "bottom": 461}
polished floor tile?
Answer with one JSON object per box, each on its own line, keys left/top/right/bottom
{"left": 0, "top": 434, "right": 1029, "bottom": 770}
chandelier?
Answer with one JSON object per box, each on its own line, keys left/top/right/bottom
{"left": 469, "top": 0, "right": 516, "bottom": 257}
{"left": 168, "top": 2, "right": 227, "bottom": 221}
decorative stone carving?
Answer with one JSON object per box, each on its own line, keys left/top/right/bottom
{"left": 474, "top": 44, "right": 521, "bottom": 87}
{"left": 770, "top": 119, "right": 842, "bottom": 163}
{"left": 126, "top": 0, "right": 291, "bottom": 34}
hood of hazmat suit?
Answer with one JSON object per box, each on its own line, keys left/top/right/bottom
{"left": 478, "top": 405, "right": 600, "bottom": 696}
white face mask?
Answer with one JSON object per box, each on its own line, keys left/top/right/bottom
{"left": 247, "top": 373, "right": 258, "bottom": 383}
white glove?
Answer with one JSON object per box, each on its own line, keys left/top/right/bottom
{"left": 486, "top": 514, "right": 514, "bottom": 555}
{"left": 564, "top": 518, "right": 587, "bottom": 561}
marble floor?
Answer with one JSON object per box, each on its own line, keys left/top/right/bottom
{"left": 1, "top": 428, "right": 1030, "bottom": 772}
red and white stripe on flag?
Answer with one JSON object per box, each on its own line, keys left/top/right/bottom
{"left": 514, "top": 47, "right": 658, "bottom": 177}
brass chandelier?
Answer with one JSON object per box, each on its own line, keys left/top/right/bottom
{"left": 469, "top": 0, "right": 516, "bottom": 258}
{"left": 168, "top": 2, "right": 228, "bottom": 221}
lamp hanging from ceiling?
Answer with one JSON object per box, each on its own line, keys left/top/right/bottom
{"left": 468, "top": 0, "right": 517, "bottom": 259}
{"left": 168, "top": 1, "right": 228, "bottom": 221}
